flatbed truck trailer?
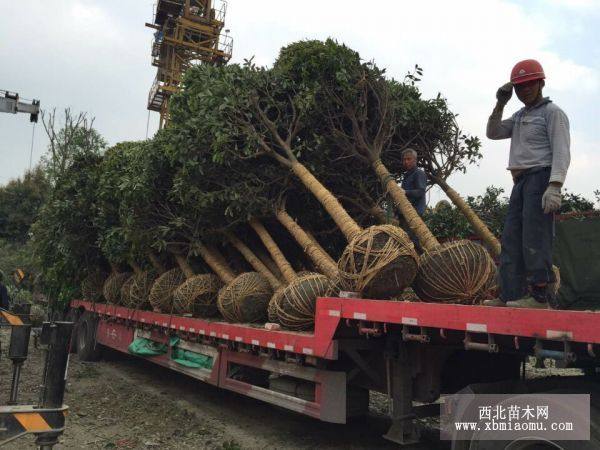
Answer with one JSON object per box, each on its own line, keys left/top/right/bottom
{"left": 68, "top": 297, "right": 600, "bottom": 449}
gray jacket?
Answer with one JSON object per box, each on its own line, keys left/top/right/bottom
{"left": 486, "top": 98, "right": 570, "bottom": 184}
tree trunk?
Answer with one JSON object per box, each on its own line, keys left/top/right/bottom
{"left": 435, "top": 177, "right": 502, "bottom": 258}
{"left": 225, "top": 232, "right": 282, "bottom": 289}
{"left": 196, "top": 242, "right": 236, "bottom": 284}
{"left": 276, "top": 209, "right": 338, "bottom": 279}
{"left": 128, "top": 261, "right": 143, "bottom": 275}
{"left": 147, "top": 252, "right": 166, "bottom": 274}
{"left": 291, "top": 162, "right": 362, "bottom": 242}
{"left": 254, "top": 248, "right": 283, "bottom": 280}
{"left": 305, "top": 230, "right": 337, "bottom": 268}
{"left": 371, "top": 159, "right": 439, "bottom": 251}
{"left": 174, "top": 254, "right": 195, "bottom": 279}
{"left": 249, "top": 219, "right": 297, "bottom": 284}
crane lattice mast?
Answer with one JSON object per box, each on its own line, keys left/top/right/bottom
{"left": 146, "top": 0, "right": 233, "bottom": 129}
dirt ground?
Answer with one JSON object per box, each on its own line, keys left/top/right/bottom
{"left": 0, "top": 327, "right": 447, "bottom": 449}
{"left": 0, "top": 325, "right": 583, "bottom": 450}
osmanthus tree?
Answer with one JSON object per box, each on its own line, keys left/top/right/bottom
{"left": 171, "top": 58, "right": 418, "bottom": 300}
{"left": 31, "top": 149, "right": 106, "bottom": 303}
{"left": 273, "top": 39, "right": 494, "bottom": 303}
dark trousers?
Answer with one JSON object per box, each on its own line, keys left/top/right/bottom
{"left": 499, "top": 167, "right": 555, "bottom": 302}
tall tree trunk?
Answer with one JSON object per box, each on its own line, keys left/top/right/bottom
{"left": 276, "top": 209, "right": 338, "bottom": 279}
{"left": 305, "top": 230, "right": 337, "bottom": 268}
{"left": 147, "top": 252, "right": 166, "bottom": 274}
{"left": 249, "top": 219, "right": 297, "bottom": 284}
{"left": 371, "top": 159, "right": 439, "bottom": 251}
{"left": 196, "top": 242, "right": 236, "bottom": 284}
{"left": 435, "top": 177, "right": 501, "bottom": 257}
{"left": 174, "top": 253, "right": 195, "bottom": 279}
{"left": 225, "top": 232, "right": 282, "bottom": 289}
{"left": 291, "top": 162, "right": 362, "bottom": 242}
{"left": 254, "top": 248, "right": 284, "bottom": 280}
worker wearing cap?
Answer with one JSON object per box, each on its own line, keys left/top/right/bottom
{"left": 484, "top": 59, "right": 570, "bottom": 309}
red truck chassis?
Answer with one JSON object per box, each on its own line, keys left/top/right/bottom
{"left": 69, "top": 297, "right": 600, "bottom": 446}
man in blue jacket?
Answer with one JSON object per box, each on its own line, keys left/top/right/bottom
{"left": 484, "top": 59, "right": 570, "bottom": 309}
{"left": 400, "top": 148, "right": 427, "bottom": 251}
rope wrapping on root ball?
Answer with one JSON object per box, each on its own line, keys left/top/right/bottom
{"left": 81, "top": 271, "right": 108, "bottom": 302}
{"left": 128, "top": 270, "right": 156, "bottom": 310}
{"left": 277, "top": 273, "right": 333, "bottom": 331}
{"left": 103, "top": 272, "right": 132, "bottom": 305}
{"left": 173, "top": 274, "right": 223, "bottom": 317}
{"left": 120, "top": 275, "right": 136, "bottom": 306}
{"left": 338, "top": 224, "right": 418, "bottom": 299}
{"left": 148, "top": 268, "right": 185, "bottom": 312}
{"left": 217, "top": 272, "right": 273, "bottom": 323}
{"left": 414, "top": 240, "right": 495, "bottom": 304}
{"left": 473, "top": 261, "right": 499, "bottom": 304}
{"left": 268, "top": 287, "right": 285, "bottom": 323}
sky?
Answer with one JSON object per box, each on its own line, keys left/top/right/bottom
{"left": 1, "top": 0, "right": 598, "bottom": 205}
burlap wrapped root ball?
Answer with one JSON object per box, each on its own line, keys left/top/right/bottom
{"left": 81, "top": 271, "right": 108, "bottom": 302}
{"left": 173, "top": 274, "right": 223, "bottom": 317}
{"left": 338, "top": 225, "right": 418, "bottom": 299}
{"left": 128, "top": 271, "right": 157, "bottom": 310}
{"left": 277, "top": 273, "right": 333, "bottom": 331}
{"left": 148, "top": 268, "right": 185, "bottom": 312}
{"left": 414, "top": 240, "right": 495, "bottom": 304}
{"left": 217, "top": 272, "right": 273, "bottom": 323}
{"left": 103, "top": 272, "right": 132, "bottom": 305}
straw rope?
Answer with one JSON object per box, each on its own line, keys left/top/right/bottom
{"left": 119, "top": 275, "right": 136, "bottom": 306}
{"left": 276, "top": 273, "right": 333, "bottom": 330}
{"left": 128, "top": 270, "right": 157, "bottom": 310}
{"left": 372, "top": 159, "right": 439, "bottom": 250}
{"left": 291, "top": 162, "right": 362, "bottom": 241}
{"left": 217, "top": 272, "right": 273, "bottom": 323}
{"left": 226, "top": 232, "right": 281, "bottom": 289}
{"left": 276, "top": 209, "right": 338, "bottom": 279}
{"left": 173, "top": 273, "right": 223, "bottom": 317}
{"left": 338, "top": 224, "right": 418, "bottom": 298}
{"left": 414, "top": 240, "right": 495, "bottom": 304}
{"left": 103, "top": 272, "right": 132, "bottom": 305}
{"left": 148, "top": 268, "right": 185, "bottom": 312}
{"left": 81, "top": 271, "right": 107, "bottom": 302}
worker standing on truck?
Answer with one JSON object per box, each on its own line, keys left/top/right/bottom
{"left": 484, "top": 59, "right": 570, "bottom": 309}
{"left": 401, "top": 148, "right": 427, "bottom": 251}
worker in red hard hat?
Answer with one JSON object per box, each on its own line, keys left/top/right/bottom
{"left": 484, "top": 59, "right": 570, "bottom": 309}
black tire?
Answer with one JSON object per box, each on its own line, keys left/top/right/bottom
{"left": 452, "top": 382, "right": 600, "bottom": 450}
{"left": 76, "top": 312, "right": 102, "bottom": 361}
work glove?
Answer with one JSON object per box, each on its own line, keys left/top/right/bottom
{"left": 542, "top": 184, "right": 562, "bottom": 214}
{"left": 496, "top": 82, "right": 513, "bottom": 106}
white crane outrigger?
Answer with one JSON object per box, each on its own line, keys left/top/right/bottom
{"left": 0, "top": 90, "right": 40, "bottom": 122}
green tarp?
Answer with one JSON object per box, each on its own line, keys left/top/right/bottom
{"left": 128, "top": 336, "right": 213, "bottom": 369}
{"left": 554, "top": 214, "right": 600, "bottom": 309}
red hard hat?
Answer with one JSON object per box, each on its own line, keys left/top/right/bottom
{"left": 510, "top": 59, "right": 545, "bottom": 85}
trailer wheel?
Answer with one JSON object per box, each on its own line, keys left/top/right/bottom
{"left": 452, "top": 386, "right": 600, "bottom": 450}
{"left": 76, "top": 312, "right": 102, "bottom": 362}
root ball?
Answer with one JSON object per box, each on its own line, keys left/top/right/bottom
{"left": 414, "top": 240, "right": 495, "bottom": 304}
{"left": 217, "top": 272, "right": 273, "bottom": 323}
{"left": 148, "top": 268, "right": 185, "bottom": 312}
{"left": 173, "top": 274, "right": 223, "bottom": 317}
{"left": 103, "top": 272, "right": 132, "bottom": 305}
{"left": 277, "top": 273, "right": 333, "bottom": 331}
{"left": 338, "top": 225, "right": 418, "bottom": 299}
{"left": 128, "top": 271, "right": 157, "bottom": 310}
